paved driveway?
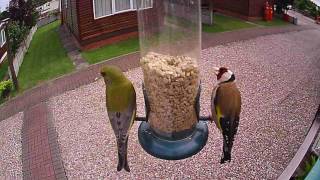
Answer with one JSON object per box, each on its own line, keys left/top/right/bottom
{"left": 1, "top": 20, "right": 319, "bottom": 180}
{"left": 50, "top": 29, "right": 320, "bottom": 179}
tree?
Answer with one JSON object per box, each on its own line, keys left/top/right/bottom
{"left": 275, "top": 0, "right": 294, "bottom": 14}
{"left": 9, "top": 0, "right": 38, "bottom": 27}
{"left": 7, "top": 21, "right": 28, "bottom": 54}
{"left": 294, "top": 0, "right": 320, "bottom": 18}
{"left": 0, "top": 10, "right": 10, "bottom": 21}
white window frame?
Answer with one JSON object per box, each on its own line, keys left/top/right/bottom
{"left": 93, "top": 0, "right": 153, "bottom": 20}
{"left": 0, "top": 29, "right": 6, "bottom": 48}
{"left": 0, "top": 51, "right": 7, "bottom": 64}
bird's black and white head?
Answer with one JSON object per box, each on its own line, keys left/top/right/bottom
{"left": 213, "top": 67, "right": 236, "bottom": 84}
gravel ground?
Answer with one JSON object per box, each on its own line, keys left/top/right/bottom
{"left": 0, "top": 112, "right": 24, "bottom": 180}
{"left": 50, "top": 29, "right": 320, "bottom": 179}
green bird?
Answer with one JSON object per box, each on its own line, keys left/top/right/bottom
{"left": 211, "top": 67, "right": 241, "bottom": 164}
{"left": 100, "top": 65, "right": 136, "bottom": 172}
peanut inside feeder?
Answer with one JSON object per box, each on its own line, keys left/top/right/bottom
{"left": 141, "top": 52, "right": 200, "bottom": 138}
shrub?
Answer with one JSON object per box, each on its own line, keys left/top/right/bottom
{"left": 0, "top": 80, "right": 13, "bottom": 100}
{"left": 296, "top": 155, "right": 318, "bottom": 180}
{"left": 276, "top": 0, "right": 293, "bottom": 14}
{"left": 294, "top": 0, "right": 320, "bottom": 18}
{"left": 7, "top": 21, "right": 29, "bottom": 55}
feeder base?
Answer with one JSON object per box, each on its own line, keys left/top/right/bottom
{"left": 138, "top": 121, "right": 208, "bottom": 160}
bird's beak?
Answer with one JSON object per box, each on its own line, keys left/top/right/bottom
{"left": 213, "top": 67, "right": 219, "bottom": 75}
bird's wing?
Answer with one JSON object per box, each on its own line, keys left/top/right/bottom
{"left": 108, "top": 98, "right": 135, "bottom": 173}
{"left": 108, "top": 85, "right": 136, "bottom": 139}
{"left": 211, "top": 83, "right": 219, "bottom": 124}
{"left": 216, "top": 82, "right": 241, "bottom": 118}
{"left": 214, "top": 82, "right": 241, "bottom": 130}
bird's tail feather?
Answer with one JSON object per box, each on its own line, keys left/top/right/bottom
{"left": 117, "top": 151, "right": 124, "bottom": 171}
{"left": 220, "top": 117, "right": 235, "bottom": 164}
{"left": 221, "top": 138, "right": 232, "bottom": 164}
{"left": 116, "top": 137, "right": 130, "bottom": 172}
{"left": 124, "top": 137, "right": 130, "bottom": 172}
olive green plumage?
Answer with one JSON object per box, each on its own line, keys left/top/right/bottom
{"left": 101, "top": 65, "right": 136, "bottom": 172}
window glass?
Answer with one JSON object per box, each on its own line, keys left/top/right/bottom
{"left": 94, "top": 0, "right": 112, "bottom": 18}
{"left": 0, "top": 30, "right": 5, "bottom": 46}
{"left": 136, "top": 0, "right": 152, "bottom": 9}
{"left": 133, "top": 0, "right": 137, "bottom": 9}
{"left": 0, "top": 30, "right": 3, "bottom": 46}
{"left": 115, "top": 0, "right": 131, "bottom": 12}
{"left": 93, "top": 0, "right": 152, "bottom": 19}
{"left": 143, "top": 0, "right": 152, "bottom": 8}
{"left": 2, "top": 30, "right": 6, "bottom": 44}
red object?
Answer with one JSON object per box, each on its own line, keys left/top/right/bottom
{"left": 316, "top": 16, "right": 320, "bottom": 24}
{"left": 264, "top": 1, "right": 273, "bottom": 21}
{"left": 269, "top": 6, "right": 273, "bottom": 21}
{"left": 283, "top": 14, "right": 289, "bottom": 22}
{"left": 264, "top": 2, "right": 270, "bottom": 21}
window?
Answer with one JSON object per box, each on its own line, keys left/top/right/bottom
{"left": 64, "top": 0, "right": 68, "bottom": 9}
{"left": 94, "top": 0, "right": 112, "bottom": 18}
{"left": 93, "top": 0, "right": 153, "bottom": 19}
{"left": 115, "top": 0, "right": 131, "bottom": 12}
{"left": 0, "top": 29, "right": 6, "bottom": 47}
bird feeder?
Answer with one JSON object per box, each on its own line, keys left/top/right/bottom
{"left": 137, "top": 0, "right": 208, "bottom": 160}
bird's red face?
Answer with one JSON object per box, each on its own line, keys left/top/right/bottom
{"left": 213, "top": 67, "right": 235, "bottom": 83}
{"left": 216, "top": 67, "right": 229, "bottom": 80}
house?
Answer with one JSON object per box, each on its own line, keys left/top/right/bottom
{"left": 36, "top": 0, "right": 60, "bottom": 17}
{"left": 0, "top": 22, "right": 7, "bottom": 64}
{"left": 210, "top": 0, "right": 276, "bottom": 20}
{"left": 60, "top": 0, "right": 155, "bottom": 50}
{"left": 61, "top": 0, "right": 275, "bottom": 50}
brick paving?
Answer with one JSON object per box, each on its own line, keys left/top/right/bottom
{"left": 22, "top": 103, "right": 66, "bottom": 180}
{"left": 0, "top": 24, "right": 316, "bottom": 180}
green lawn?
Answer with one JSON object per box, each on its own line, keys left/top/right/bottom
{"left": 203, "top": 14, "right": 257, "bottom": 33}
{"left": 82, "top": 13, "right": 290, "bottom": 64}
{"left": 18, "top": 21, "right": 74, "bottom": 91}
{"left": 0, "top": 59, "right": 8, "bottom": 81}
{"left": 253, "top": 16, "right": 290, "bottom": 27}
{"left": 82, "top": 38, "right": 139, "bottom": 64}
{"left": 83, "top": 14, "right": 255, "bottom": 64}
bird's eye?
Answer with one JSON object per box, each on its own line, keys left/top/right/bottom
{"left": 106, "top": 78, "right": 112, "bottom": 84}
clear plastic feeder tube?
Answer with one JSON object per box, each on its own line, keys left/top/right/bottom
{"left": 138, "top": 0, "right": 201, "bottom": 139}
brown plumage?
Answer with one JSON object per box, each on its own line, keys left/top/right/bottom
{"left": 214, "top": 82, "right": 241, "bottom": 124}
{"left": 211, "top": 67, "right": 241, "bottom": 163}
